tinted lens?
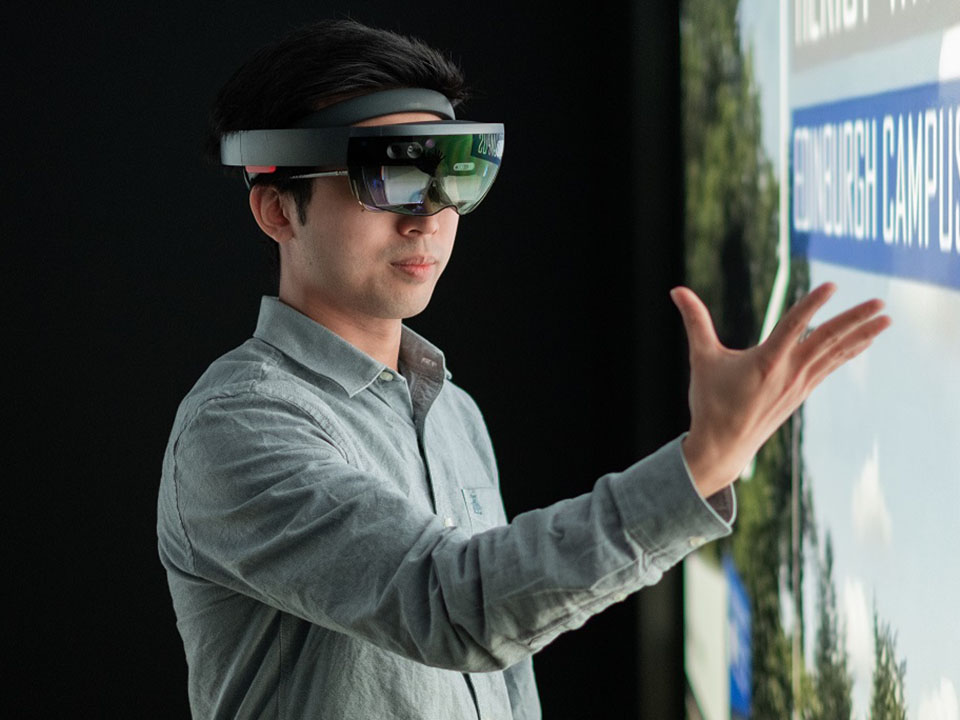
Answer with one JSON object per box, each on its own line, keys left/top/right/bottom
{"left": 347, "top": 132, "right": 503, "bottom": 215}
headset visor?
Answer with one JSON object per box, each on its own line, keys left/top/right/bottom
{"left": 346, "top": 129, "right": 503, "bottom": 215}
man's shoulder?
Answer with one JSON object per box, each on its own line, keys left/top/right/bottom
{"left": 433, "top": 374, "right": 498, "bottom": 449}
{"left": 179, "top": 337, "right": 274, "bottom": 402}
{"left": 438, "top": 375, "right": 483, "bottom": 415}
{"left": 171, "top": 337, "right": 338, "bottom": 436}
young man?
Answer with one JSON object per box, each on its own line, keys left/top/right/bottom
{"left": 157, "top": 18, "right": 890, "bottom": 720}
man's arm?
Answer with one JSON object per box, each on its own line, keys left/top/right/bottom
{"left": 671, "top": 282, "right": 891, "bottom": 497}
{"left": 165, "top": 391, "right": 732, "bottom": 675}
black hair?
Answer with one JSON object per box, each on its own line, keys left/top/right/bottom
{"left": 206, "top": 18, "right": 472, "bottom": 274}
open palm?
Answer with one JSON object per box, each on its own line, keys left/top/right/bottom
{"left": 671, "top": 282, "right": 891, "bottom": 498}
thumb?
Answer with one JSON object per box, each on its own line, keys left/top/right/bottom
{"left": 670, "top": 287, "right": 720, "bottom": 354}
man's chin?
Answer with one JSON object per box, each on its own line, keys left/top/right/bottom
{"left": 373, "top": 294, "right": 434, "bottom": 321}
{"left": 398, "top": 301, "right": 431, "bottom": 320}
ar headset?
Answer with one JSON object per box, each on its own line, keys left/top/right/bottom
{"left": 220, "top": 87, "right": 504, "bottom": 216}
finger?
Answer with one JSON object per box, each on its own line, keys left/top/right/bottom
{"left": 796, "top": 297, "right": 886, "bottom": 367}
{"left": 762, "top": 282, "right": 837, "bottom": 362}
{"left": 804, "top": 314, "right": 892, "bottom": 391}
{"left": 805, "top": 337, "right": 875, "bottom": 395}
{"left": 670, "top": 286, "right": 721, "bottom": 354}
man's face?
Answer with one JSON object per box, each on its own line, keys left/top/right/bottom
{"left": 278, "top": 111, "right": 459, "bottom": 323}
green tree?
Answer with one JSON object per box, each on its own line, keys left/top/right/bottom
{"left": 811, "top": 532, "right": 853, "bottom": 720}
{"left": 869, "top": 610, "right": 907, "bottom": 720}
{"left": 681, "top": 0, "right": 801, "bottom": 717}
{"left": 681, "top": 0, "right": 780, "bottom": 350}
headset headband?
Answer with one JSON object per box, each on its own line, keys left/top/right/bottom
{"left": 220, "top": 87, "right": 482, "bottom": 193}
{"left": 294, "top": 88, "right": 456, "bottom": 128}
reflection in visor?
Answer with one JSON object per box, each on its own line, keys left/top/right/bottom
{"left": 350, "top": 132, "right": 503, "bottom": 215}
{"left": 382, "top": 166, "right": 431, "bottom": 205}
{"left": 372, "top": 165, "right": 489, "bottom": 208}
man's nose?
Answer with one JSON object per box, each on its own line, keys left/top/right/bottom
{"left": 396, "top": 210, "right": 442, "bottom": 236}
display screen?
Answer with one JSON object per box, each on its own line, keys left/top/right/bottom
{"left": 681, "top": 2, "right": 960, "bottom": 719}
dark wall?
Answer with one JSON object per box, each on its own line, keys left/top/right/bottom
{"left": 7, "top": 2, "right": 687, "bottom": 717}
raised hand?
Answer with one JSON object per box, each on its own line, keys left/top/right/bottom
{"left": 670, "top": 282, "right": 892, "bottom": 498}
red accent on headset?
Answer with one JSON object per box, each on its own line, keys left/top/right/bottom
{"left": 245, "top": 165, "right": 276, "bottom": 174}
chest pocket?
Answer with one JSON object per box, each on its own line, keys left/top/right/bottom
{"left": 460, "top": 487, "right": 502, "bottom": 534}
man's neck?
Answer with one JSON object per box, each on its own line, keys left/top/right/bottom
{"left": 278, "top": 293, "right": 402, "bottom": 372}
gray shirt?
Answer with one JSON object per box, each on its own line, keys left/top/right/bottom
{"left": 157, "top": 296, "right": 736, "bottom": 720}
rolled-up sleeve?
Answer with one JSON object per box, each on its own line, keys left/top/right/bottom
{"left": 170, "top": 390, "right": 735, "bottom": 674}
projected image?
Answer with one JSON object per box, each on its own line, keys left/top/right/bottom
{"left": 681, "top": 2, "right": 960, "bottom": 719}
{"left": 793, "top": 3, "right": 960, "bottom": 718}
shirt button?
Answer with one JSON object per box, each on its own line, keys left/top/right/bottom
{"left": 688, "top": 536, "right": 706, "bottom": 548}
{"left": 443, "top": 517, "right": 456, "bottom": 528}
{"left": 379, "top": 371, "right": 394, "bottom": 382}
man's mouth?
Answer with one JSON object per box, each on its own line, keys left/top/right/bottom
{"left": 392, "top": 255, "right": 437, "bottom": 267}
{"left": 390, "top": 256, "right": 438, "bottom": 280}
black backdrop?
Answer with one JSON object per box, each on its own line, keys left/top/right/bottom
{"left": 7, "top": 2, "right": 689, "bottom": 717}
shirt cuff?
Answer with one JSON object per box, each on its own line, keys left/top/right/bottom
{"left": 608, "top": 434, "right": 737, "bottom": 571}
{"left": 677, "top": 432, "right": 736, "bottom": 524}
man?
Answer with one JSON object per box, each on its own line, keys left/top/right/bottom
{"left": 157, "top": 18, "right": 890, "bottom": 720}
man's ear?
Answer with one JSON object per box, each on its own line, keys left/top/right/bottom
{"left": 248, "top": 184, "right": 296, "bottom": 244}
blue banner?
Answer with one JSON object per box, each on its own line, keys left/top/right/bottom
{"left": 725, "top": 556, "right": 751, "bottom": 718}
{"left": 791, "top": 79, "right": 960, "bottom": 290}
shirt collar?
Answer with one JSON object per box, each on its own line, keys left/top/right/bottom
{"left": 253, "top": 296, "right": 450, "bottom": 397}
